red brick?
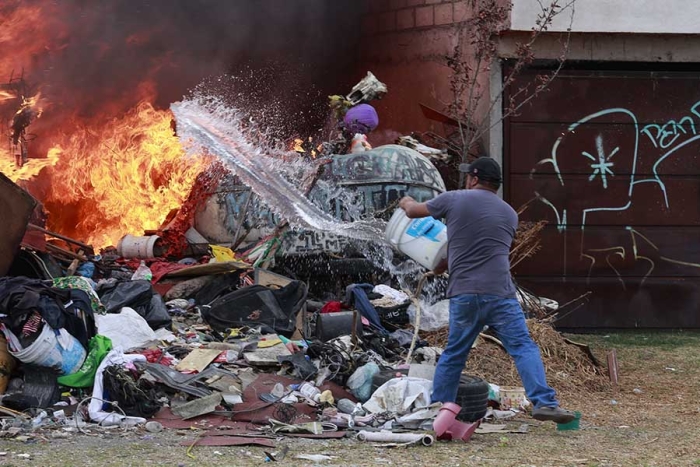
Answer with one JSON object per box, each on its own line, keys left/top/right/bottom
{"left": 425, "top": 0, "right": 443, "bottom": 4}
{"left": 407, "top": 0, "right": 426, "bottom": 5}
{"left": 415, "top": 5, "right": 434, "bottom": 27}
{"left": 396, "top": 8, "right": 415, "bottom": 29}
{"left": 434, "top": 2, "right": 453, "bottom": 25}
{"left": 390, "top": 0, "right": 408, "bottom": 9}
{"left": 377, "top": 10, "right": 397, "bottom": 32}
{"left": 454, "top": 0, "right": 470, "bottom": 22}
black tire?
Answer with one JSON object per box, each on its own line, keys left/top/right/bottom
{"left": 455, "top": 375, "right": 489, "bottom": 422}
{"left": 370, "top": 370, "right": 489, "bottom": 422}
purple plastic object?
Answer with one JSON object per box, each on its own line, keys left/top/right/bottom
{"left": 433, "top": 402, "right": 480, "bottom": 442}
{"left": 343, "top": 104, "right": 379, "bottom": 134}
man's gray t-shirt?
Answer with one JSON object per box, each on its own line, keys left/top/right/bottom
{"left": 427, "top": 189, "right": 517, "bottom": 299}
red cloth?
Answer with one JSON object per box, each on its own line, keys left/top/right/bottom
{"left": 139, "top": 349, "right": 174, "bottom": 366}
{"left": 320, "top": 301, "right": 343, "bottom": 314}
{"left": 148, "top": 261, "right": 192, "bottom": 283}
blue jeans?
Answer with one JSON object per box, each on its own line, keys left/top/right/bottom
{"left": 431, "top": 294, "right": 559, "bottom": 409}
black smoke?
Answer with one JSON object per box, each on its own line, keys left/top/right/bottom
{"left": 5, "top": 0, "right": 365, "bottom": 145}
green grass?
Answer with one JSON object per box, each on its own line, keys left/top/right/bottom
{"left": 564, "top": 331, "right": 700, "bottom": 350}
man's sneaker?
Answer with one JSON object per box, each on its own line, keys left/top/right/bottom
{"left": 531, "top": 406, "right": 576, "bottom": 424}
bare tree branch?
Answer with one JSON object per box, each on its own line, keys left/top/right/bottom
{"left": 444, "top": 0, "right": 576, "bottom": 171}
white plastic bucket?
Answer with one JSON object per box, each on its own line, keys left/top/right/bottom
{"left": 8, "top": 325, "right": 86, "bottom": 376}
{"left": 117, "top": 234, "right": 160, "bottom": 259}
{"left": 385, "top": 208, "right": 448, "bottom": 270}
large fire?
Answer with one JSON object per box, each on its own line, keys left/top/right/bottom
{"left": 0, "top": 102, "right": 209, "bottom": 248}
{"left": 46, "top": 104, "right": 209, "bottom": 248}
{"left": 0, "top": 0, "right": 357, "bottom": 250}
{"left": 0, "top": 1, "right": 210, "bottom": 248}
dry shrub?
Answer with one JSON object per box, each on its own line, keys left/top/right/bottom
{"left": 420, "top": 319, "right": 610, "bottom": 399}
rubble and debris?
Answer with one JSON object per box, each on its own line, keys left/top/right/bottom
{"left": 172, "top": 392, "right": 222, "bottom": 420}
{"left": 0, "top": 96, "right": 612, "bottom": 458}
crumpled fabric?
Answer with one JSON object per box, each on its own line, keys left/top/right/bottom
{"left": 88, "top": 348, "right": 147, "bottom": 426}
{"left": 371, "top": 285, "right": 409, "bottom": 306}
{"left": 53, "top": 276, "right": 105, "bottom": 314}
{"left": 57, "top": 335, "right": 113, "bottom": 388}
{"left": 0, "top": 276, "right": 96, "bottom": 350}
{"left": 363, "top": 377, "right": 433, "bottom": 415}
{"left": 345, "top": 284, "right": 387, "bottom": 334}
{"left": 147, "top": 261, "right": 193, "bottom": 283}
{"left": 320, "top": 301, "right": 343, "bottom": 314}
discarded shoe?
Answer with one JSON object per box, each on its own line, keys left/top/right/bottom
{"left": 531, "top": 406, "right": 576, "bottom": 424}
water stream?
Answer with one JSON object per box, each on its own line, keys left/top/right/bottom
{"left": 171, "top": 95, "right": 385, "bottom": 242}
{"left": 171, "top": 93, "right": 444, "bottom": 304}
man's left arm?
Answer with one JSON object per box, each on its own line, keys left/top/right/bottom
{"left": 399, "top": 196, "right": 431, "bottom": 218}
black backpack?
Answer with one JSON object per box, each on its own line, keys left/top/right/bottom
{"left": 201, "top": 281, "right": 307, "bottom": 337}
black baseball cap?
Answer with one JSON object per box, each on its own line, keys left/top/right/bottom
{"left": 459, "top": 157, "right": 502, "bottom": 183}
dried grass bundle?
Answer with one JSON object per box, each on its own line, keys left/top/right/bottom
{"left": 419, "top": 320, "right": 610, "bottom": 399}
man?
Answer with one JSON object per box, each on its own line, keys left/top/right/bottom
{"left": 399, "top": 156, "right": 575, "bottom": 424}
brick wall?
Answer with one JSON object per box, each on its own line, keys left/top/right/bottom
{"left": 357, "top": 1, "right": 490, "bottom": 149}
{"left": 362, "top": 0, "right": 471, "bottom": 35}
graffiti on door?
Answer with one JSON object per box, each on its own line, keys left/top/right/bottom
{"left": 530, "top": 101, "right": 700, "bottom": 288}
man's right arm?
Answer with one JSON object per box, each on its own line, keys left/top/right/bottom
{"left": 399, "top": 196, "right": 431, "bottom": 218}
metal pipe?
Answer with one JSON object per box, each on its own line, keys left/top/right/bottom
{"left": 27, "top": 224, "right": 94, "bottom": 252}
{"left": 356, "top": 430, "right": 434, "bottom": 446}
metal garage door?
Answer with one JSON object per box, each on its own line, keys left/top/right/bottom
{"left": 505, "top": 68, "right": 700, "bottom": 329}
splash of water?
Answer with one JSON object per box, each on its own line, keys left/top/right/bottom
{"left": 171, "top": 95, "right": 384, "bottom": 241}
{"left": 171, "top": 93, "right": 448, "bottom": 304}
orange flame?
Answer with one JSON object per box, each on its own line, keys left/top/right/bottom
{"left": 42, "top": 102, "right": 210, "bottom": 248}
{"left": 18, "top": 92, "right": 44, "bottom": 113}
{"left": 0, "top": 147, "right": 60, "bottom": 182}
{"left": 0, "top": 2, "right": 211, "bottom": 249}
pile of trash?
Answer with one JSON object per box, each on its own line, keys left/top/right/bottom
{"left": 0, "top": 68, "right": 606, "bottom": 452}
{"left": 0, "top": 240, "right": 611, "bottom": 451}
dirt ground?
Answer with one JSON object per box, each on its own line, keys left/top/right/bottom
{"left": 1, "top": 331, "right": 699, "bottom": 467}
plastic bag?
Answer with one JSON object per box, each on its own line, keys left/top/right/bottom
{"left": 210, "top": 245, "right": 236, "bottom": 262}
{"left": 363, "top": 376, "right": 433, "bottom": 415}
{"left": 95, "top": 308, "right": 157, "bottom": 351}
{"left": 98, "top": 280, "right": 172, "bottom": 330}
{"left": 131, "top": 261, "right": 153, "bottom": 281}
{"left": 408, "top": 299, "right": 449, "bottom": 331}
{"left": 57, "top": 335, "right": 113, "bottom": 388}
{"left": 346, "top": 362, "right": 380, "bottom": 402}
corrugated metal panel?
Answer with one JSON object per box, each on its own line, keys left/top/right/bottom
{"left": 505, "top": 68, "right": 700, "bottom": 328}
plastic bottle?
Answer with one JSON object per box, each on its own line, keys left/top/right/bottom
{"left": 131, "top": 261, "right": 153, "bottom": 281}
{"left": 298, "top": 382, "right": 321, "bottom": 400}
{"left": 32, "top": 410, "right": 48, "bottom": 428}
